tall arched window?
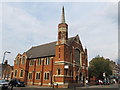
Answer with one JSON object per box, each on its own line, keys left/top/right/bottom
{"left": 58, "top": 31, "right": 61, "bottom": 39}
{"left": 16, "top": 57, "right": 20, "bottom": 65}
{"left": 22, "top": 56, "right": 26, "bottom": 64}
{"left": 74, "top": 49, "right": 80, "bottom": 65}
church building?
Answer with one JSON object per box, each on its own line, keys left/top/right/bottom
{"left": 13, "top": 7, "right": 88, "bottom": 88}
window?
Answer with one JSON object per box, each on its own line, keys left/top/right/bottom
{"left": 14, "top": 70, "right": 17, "bottom": 77}
{"left": 44, "top": 72, "right": 49, "bottom": 80}
{"left": 58, "top": 47, "right": 60, "bottom": 58}
{"left": 74, "top": 49, "right": 80, "bottom": 65}
{"left": 22, "top": 56, "right": 25, "bottom": 64}
{"left": 20, "top": 70, "right": 24, "bottom": 77}
{"left": 70, "top": 53, "right": 72, "bottom": 63}
{"left": 37, "top": 58, "right": 42, "bottom": 65}
{"left": 30, "top": 60, "right": 34, "bottom": 66}
{"left": 69, "top": 70, "right": 72, "bottom": 76}
{"left": 28, "top": 73, "right": 32, "bottom": 79}
{"left": 45, "top": 57, "right": 50, "bottom": 65}
{"left": 36, "top": 72, "right": 40, "bottom": 79}
{"left": 59, "top": 53, "right": 60, "bottom": 58}
{"left": 16, "top": 57, "right": 19, "bottom": 65}
{"left": 65, "top": 69, "right": 68, "bottom": 76}
{"left": 57, "top": 69, "right": 61, "bottom": 75}
{"left": 59, "top": 47, "right": 60, "bottom": 52}
{"left": 58, "top": 31, "right": 61, "bottom": 39}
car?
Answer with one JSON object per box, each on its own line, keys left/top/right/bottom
{"left": 9, "top": 79, "right": 25, "bottom": 87}
{"left": 0, "top": 80, "right": 9, "bottom": 89}
{"left": 103, "top": 79, "right": 110, "bottom": 85}
{"left": 96, "top": 80, "right": 103, "bottom": 85}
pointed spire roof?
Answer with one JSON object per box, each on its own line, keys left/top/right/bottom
{"left": 61, "top": 6, "right": 66, "bottom": 23}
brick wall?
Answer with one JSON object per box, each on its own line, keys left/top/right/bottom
{"left": 13, "top": 37, "right": 88, "bottom": 88}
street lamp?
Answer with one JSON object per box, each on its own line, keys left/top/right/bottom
{"left": 2, "top": 51, "right": 11, "bottom": 64}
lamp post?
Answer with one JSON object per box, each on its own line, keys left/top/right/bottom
{"left": 2, "top": 51, "right": 11, "bottom": 64}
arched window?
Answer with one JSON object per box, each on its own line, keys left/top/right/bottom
{"left": 58, "top": 31, "right": 61, "bottom": 39}
{"left": 57, "top": 68, "right": 61, "bottom": 75}
{"left": 20, "top": 69, "right": 24, "bottom": 77}
{"left": 37, "top": 58, "right": 42, "bottom": 65}
{"left": 74, "top": 49, "right": 80, "bottom": 65}
{"left": 30, "top": 59, "right": 34, "bottom": 66}
{"left": 14, "top": 70, "right": 17, "bottom": 77}
{"left": 36, "top": 72, "right": 40, "bottom": 79}
{"left": 22, "top": 56, "right": 26, "bottom": 64}
{"left": 16, "top": 57, "right": 20, "bottom": 65}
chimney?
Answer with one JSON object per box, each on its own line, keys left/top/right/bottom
{"left": 4, "top": 60, "right": 8, "bottom": 65}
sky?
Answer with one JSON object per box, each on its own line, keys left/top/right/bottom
{"left": 0, "top": 2, "right": 118, "bottom": 65}
{"left": 118, "top": 1, "right": 120, "bottom": 64}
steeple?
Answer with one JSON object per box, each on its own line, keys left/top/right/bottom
{"left": 57, "top": 6, "right": 68, "bottom": 45}
{"left": 61, "top": 6, "right": 65, "bottom": 23}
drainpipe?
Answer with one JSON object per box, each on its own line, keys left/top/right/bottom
{"left": 33, "top": 60, "right": 36, "bottom": 85}
{"left": 50, "top": 58, "right": 53, "bottom": 87}
{"left": 41, "top": 59, "right": 44, "bottom": 86}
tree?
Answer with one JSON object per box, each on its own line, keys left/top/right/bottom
{"left": 88, "top": 56, "right": 112, "bottom": 80}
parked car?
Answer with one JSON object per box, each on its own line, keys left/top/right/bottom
{"left": 103, "top": 80, "right": 109, "bottom": 85}
{"left": 9, "top": 79, "right": 25, "bottom": 87}
{"left": 96, "top": 80, "right": 103, "bottom": 85}
{"left": 0, "top": 80, "right": 9, "bottom": 89}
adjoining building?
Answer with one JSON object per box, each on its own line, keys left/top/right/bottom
{"left": 13, "top": 7, "right": 88, "bottom": 88}
{"left": 0, "top": 60, "right": 13, "bottom": 80}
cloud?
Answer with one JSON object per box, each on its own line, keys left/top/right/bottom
{"left": 0, "top": 3, "right": 2, "bottom": 63}
{"left": 2, "top": 2, "right": 118, "bottom": 65}
{"left": 2, "top": 0, "right": 119, "bottom": 2}
{"left": 68, "top": 3, "right": 118, "bottom": 61}
{"left": 2, "top": 3, "right": 57, "bottom": 65}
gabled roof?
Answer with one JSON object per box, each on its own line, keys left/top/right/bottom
{"left": 26, "top": 41, "right": 56, "bottom": 59}
{"left": 26, "top": 35, "right": 81, "bottom": 59}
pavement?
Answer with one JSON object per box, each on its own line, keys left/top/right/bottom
{"left": 79, "top": 83, "right": 119, "bottom": 88}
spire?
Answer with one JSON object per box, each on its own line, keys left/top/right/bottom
{"left": 57, "top": 6, "right": 68, "bottom": 45}
{"left": 61, "top": 6, "right": 66, "bottom": 23}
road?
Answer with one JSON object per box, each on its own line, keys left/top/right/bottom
{"left": 4, "top": 84, "right": 119, "bottom": 90}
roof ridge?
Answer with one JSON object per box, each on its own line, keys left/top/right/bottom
{"left": 33, "top": 41, "right": 56, "bottom": 48}
{"left": 26, "top": 36, "right": 77, "bottom": 59}
{"left": 32, "top": 36, "right": 76, "bottom": 48}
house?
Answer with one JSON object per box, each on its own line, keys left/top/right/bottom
{"left": 13, "top": 7, "right": 88, "bottom": 88}
{"left": 0, "top": 60, "right": 13, "bottom": 80}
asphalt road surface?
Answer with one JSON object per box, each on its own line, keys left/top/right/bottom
{"left": 3, "top": 84, "right": 119, "bottom": 90}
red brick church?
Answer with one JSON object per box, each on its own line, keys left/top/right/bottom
{"left": 13, "top": 7, "right": 88, "bottom": 88}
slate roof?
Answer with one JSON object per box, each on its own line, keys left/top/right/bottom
{"left": 26, "top": 36, "right": 76, "bottom": 59}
